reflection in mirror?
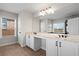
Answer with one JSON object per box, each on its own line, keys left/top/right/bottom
{"left": 53, "top": 23, "right": 65, "bottom": 34}
{"left": 47, "top": 20, "right": 53, "bottom": 33}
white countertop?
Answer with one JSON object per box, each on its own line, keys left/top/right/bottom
{"left": 26, "top": 32, "right": 79, "bottom": 43}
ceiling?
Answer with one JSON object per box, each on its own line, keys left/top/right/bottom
{"left": 0, "top": 3, "right": 53, "bottom": 14}
{"left": 37, "top": 3, "right": 79, "bottom": 19}
{"left": 0, "top": 3, "right": 79, "bottom": 19}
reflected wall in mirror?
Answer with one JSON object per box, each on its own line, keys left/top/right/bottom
{"left": 2, "top": 18, "right": 15, "bottom": 36}
{"left": 67, "top": 17, "right": 79, "bottom": 35}
{"left": 47, "top": 20, "right": 53, "bottom": 33}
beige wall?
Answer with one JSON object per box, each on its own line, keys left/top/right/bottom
{"left": 18, "top": 10, "right": 33, "bottom": 35}
{"left": 32, "top": 18, "right": 40, "bottom": 32}
{"left": 18, "top": 10, "right": 40, "bottom": 35}
{"left": 18, "top": 10, "right": 40, "bottom": 46}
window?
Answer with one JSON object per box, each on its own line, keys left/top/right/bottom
{"left": 53, "top": 23, "right": 65, "bottom": 33}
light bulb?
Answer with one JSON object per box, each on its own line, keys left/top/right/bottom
{"left": 39, "top": 10, "right": 46, "bottom": 16}
{"left": 42, "top": 10, "right": 46, "bottom": 16}
{"left": 39, "top": 11, "right": 43, "bottom": 16}
{"left": 48, "top": 8, "right": 54, "bottom": 14}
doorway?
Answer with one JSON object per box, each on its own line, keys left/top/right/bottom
{"left": 2, "top": 18, "right": 16, "bottom": 36}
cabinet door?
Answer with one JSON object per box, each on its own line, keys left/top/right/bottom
{"left": 59, "top": 41, "right": 78, "bottom": 56}
{"left": 46, "top": 39, "right": 58, "bottom": 56}
{"left": 29, "top": 36, "right": 34, "bottom": 49}
{"left": 34, "top": 37, "right": 41, "bottom": 51}
{"left": 26, "top": 35, "right": 30, "bottom": 47}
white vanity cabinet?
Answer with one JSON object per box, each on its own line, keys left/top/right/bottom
{"left": 46, "top": 39, "right": 79, "bottom": 56}
{"left": 59, "top": 41, "right": 79, "bottom": 56}
{"left": 26, "top": 35, "right": 41, "bottom": 51}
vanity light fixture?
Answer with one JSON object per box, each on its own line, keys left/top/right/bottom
{"left": 39, "top": 7, "right": 54, "bottom": 16}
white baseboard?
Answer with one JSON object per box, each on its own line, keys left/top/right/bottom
{"left": 41, "top": 47, "right": 46, "bottom": 51}
{"left": 0, "top": 42, "right": 17, "bottom": 47}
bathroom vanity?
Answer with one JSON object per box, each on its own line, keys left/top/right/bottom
{"left": 25, "top": 32, "right": 79, "bottom": 56}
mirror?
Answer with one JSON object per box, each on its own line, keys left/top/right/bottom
{"left": 40, "top": 17, "right": 79, "bottom": 35}
{"left": 40, "top": 19, "right": 66, "bottom": 34}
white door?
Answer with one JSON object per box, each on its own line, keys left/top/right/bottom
{"left": 59, "top": 41, "right": 78, "bottom": 56}
{"left": 46, "top": 39, "right": 58, "bottom": 56}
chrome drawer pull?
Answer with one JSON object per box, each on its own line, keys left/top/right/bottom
{"left": 56, "top": 41, "right": 58, "bottom": 46}
{"left": 59, "top": 42, "right": 61, "bottom": 47}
